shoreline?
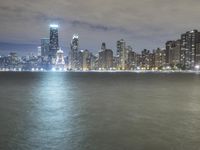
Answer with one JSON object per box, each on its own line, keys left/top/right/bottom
{"left": 0, "top": 70, "right": 200, "bottom": 73}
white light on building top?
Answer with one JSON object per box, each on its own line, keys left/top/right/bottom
{"left": 50, "top": 24, "right": 59, "bottom": 28}
{"left": 73, "top": 34, "right": 79, "bottom": 39}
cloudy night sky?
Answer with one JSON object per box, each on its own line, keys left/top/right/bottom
{"left": 0, "top": 0, "right": 200, "bottom": 55}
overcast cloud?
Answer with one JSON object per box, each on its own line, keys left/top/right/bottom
{"left": 0, "top": 0, "right": 200, "bottom": 55}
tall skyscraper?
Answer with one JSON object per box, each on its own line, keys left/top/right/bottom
{"left": 180, "top": 30, "right": 200, "bottom": 69}
{"left": 141, "top": 49, "right": 151, "bottom": 69}
{"left": 166, "top": 41, "right": 173, "bottom": 65}
{"left": 196, "top": 42, "right": 200, "bottom": 66}
{"left": 69, "top": 34, "right": 79, "bottom": 70}
{"left": 98, "top": 49, "right": 113, "bottom": 70}
{"left": 127, "top": 51, "right": 136, "bottom": 70}
{"left": 55, "top": 48, "right": 65, "bottom": 69}
{"left": 41, "top": 38, "right": 49, "bottom": 57}
{"left": 37, "top": 46, "right": 41, "bottom": 57}
{"left": 77, "top": 50, "right": 84, "bottom": 70}
{"left": 101, "top": 42, "right": 106, "bottom": 51}
{"left": 90, "top": 53, "right": 98, "bottom": 70}
{"left": 49, "top": 24, "right": 59, "bottom": 64}
{"left": 166, "top": 40, "right": 181, "bottom": 67}
{"left": 117, "top": 39, "right": 127, "bottom": 70}
{"left": 154, "top": 48, "right": 166, "bottom": 69}
{"left": 82, "top": 49, "right": 91, "bottom": 71}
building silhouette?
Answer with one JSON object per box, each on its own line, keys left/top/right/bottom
{"left": 69, "top": 34, "right": 79, "bottom": 70}
{"left": 49, "top": 24, "right": 59, "bottom": 64}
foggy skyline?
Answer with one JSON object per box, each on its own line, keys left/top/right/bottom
{"left": 1, "top": 0, "right": 200, "bottom": 55}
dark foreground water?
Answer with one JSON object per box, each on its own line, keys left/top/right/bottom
{"left": 0, "top": 72, "right": 200, "bottom": 150}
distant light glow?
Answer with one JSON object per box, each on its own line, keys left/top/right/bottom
{"left": 50, "top": 24, "right": 59, "bottom": 28}
{"left": 195, "top": 65, "right": 200, "bottom": 70}
{"left": 72, "top": 34, "right": 79, "bottom": 39}
{"left": 52, "top": 67, "right": 56, "bottom": 72}
{"left": 137, "top": 67, "right": 140, "bottom": 70}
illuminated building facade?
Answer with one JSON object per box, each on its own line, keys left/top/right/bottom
{"left": 69, "top": 34, "right": 79, "bottom": 70}
{"left": 117, "top": 39, "right": 127, "bottom": 70}
{"left": 98, "top": 49, "right": 113, "bottom": 70}
{"left": 49, "top": 24, "right": 59, "bottom": 64}
{"left": 166, "top": 40, "right": 181, "bottom": 67}
{"left": 180, "top": 30, "right": 200, "bottom": 69}
{"left": 55, "top": 48, "right": 65, "bottom": 70}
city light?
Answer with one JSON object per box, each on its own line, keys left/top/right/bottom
{"left": 72, "top": 34, "right": 79, "bottom": 39}
{"left": 1, "top": 24, "right": 200, "bottom": 72}
{"left": 51, "top": 67, "right": 56, "bottom": 72}
{"left": 49, "top": 24, "right": 59, "bottom": 28}
{"left": 195, "top": 65, "right": 200, "bottom": 70}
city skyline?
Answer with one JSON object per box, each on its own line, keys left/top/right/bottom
{"left": 1, "top": 24, "right": 200, "bottom": 71}
{"left": 1, "top": 0, "right": 200, "bottom": 55}
{"left": 0, "top": 24, "right": 200, "bottom": 56}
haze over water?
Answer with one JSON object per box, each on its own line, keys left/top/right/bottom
{"left": 0, "top": 72, "right": 200, "bottom": 150}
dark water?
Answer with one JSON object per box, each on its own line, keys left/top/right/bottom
{"left": 0, "top": 72, "right": 200, "bottom": 150}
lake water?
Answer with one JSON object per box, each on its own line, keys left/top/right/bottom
{"left": 0, "top": 72, "right": 200, "bottom": 150}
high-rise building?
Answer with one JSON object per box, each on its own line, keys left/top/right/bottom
{"left": 49, "top": 24, "right": 59, "bottom": 64}
{"left": 55, "top": 48, "right": 65, "bottom": 69}
{"left": 196, "top": 42, "right": 200, "bottom": 66}
{"left": 41, "top": 38, "right": 49, "bottom": 57}
{"left": 69, "top": 34, "right": 79, "bottom": 70}
{"left": 117, "top": 39, "right": 127, "bottom": 70}
{"left": 101, "top": 42, "right": 106, "bottom": 51}
{"left": 77, "top": 50, "right": 84, "bottom": 70}
{"left": 141, "top": 49, "right": 151, "bottom": 69}
{"left": 82, "top": 49, "right": 91, "bottom": 71}
{"left": 37, "top": 46, "right": 41, "bottom": 57}
{"left": 98, "top": 49, "right": 113, "bottom": 70}
{"left": 166, "top": 41, "right": 173, "bottom": 65}
{"left": 166, "top": 40, "right": 181, "bottom": 67}
{"left": 90, "top": 53, "right": 98, "bottom": 70}
{"left": 149, "top": 52, "right": 155, "bottom": 69}
{"left": 127, "top": 51, "right": 136, "bottom": 70}
{"left": 154, "top": 48, "right": 166, "bottom": 69}
{"left": 180, "top": 30, "right": 200, "bottom": 69}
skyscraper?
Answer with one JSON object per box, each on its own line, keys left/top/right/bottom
{"left": 101, "top": 42, "right": 106, "bottom": 51}
{"left": 196, "top": 42, "right": 200, "bottom": 66}
{"left": 98, "top": 49, "right": 113, "bottom": 70}
{"left": 41, "top": 38, "right": 49, "bottom": 57}
{"left": 37, "top": 46, "right": 41, "bottom": 57}
{"left": 166, "top": 40, "right": 180, "bottom": 67}
{"left": 154, "top": 48, "right": 166, "bottom": 69}
{"left": 117, "top": 39, "right": 127, "bottom": 70}
{"left": 49, "top": 24, "right": 59, "bottom": 64}
{"left": 77, "top": 50, "right": 84, "bottom": 70}
{"left": 141, "top": 49, "right": 151, "bottom": 69}
{"left": 55, "top": 48, "right": 65, "bottom": 69}
{"left": 180, "top": 30, "right": 200, "bottom": 69}
{"left": 69, "top": 34, "right": 79, "bottom": 70}
{"left": 166, "top": 41, "right": 173, "bottom": 65}
{"left": 82, "top": 49, "right": 91, "bottom": 71}
{"left": 127, "top": 51, "right": 136, "bottom": 70}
